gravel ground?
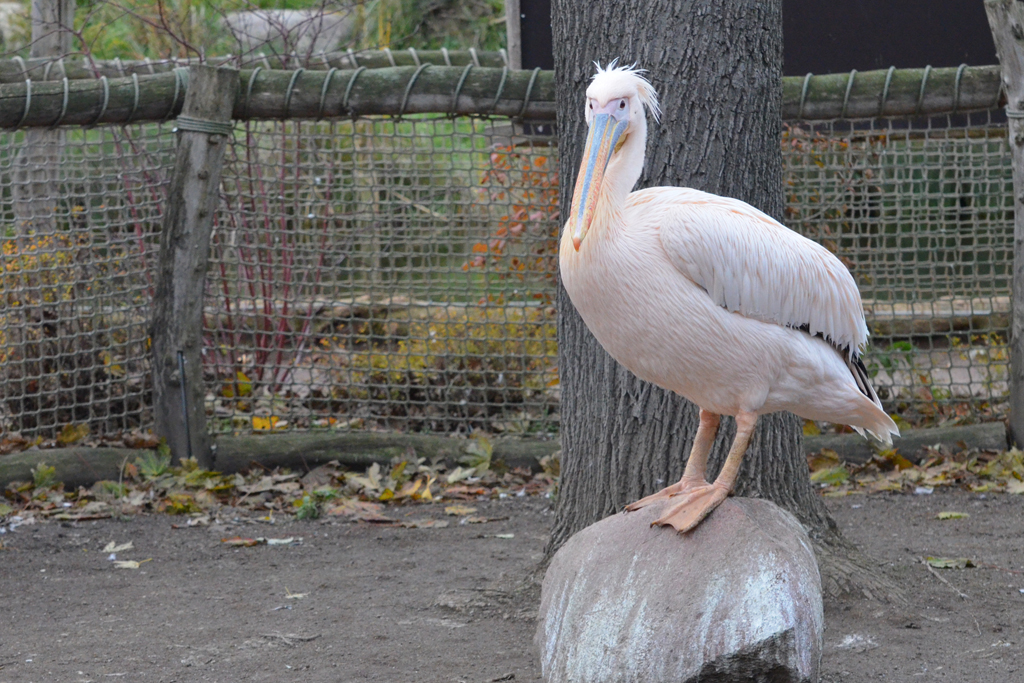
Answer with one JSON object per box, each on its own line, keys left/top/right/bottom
{"left": 1, "top": 490, "right": 1021, "bottom": 682}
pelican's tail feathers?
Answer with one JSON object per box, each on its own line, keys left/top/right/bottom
{"left": 849, "top": 401, "right": 900, "bottom": 447}
{"left": 842, "top": 352, "right": 900, "bottom": 445}
{"left": 847, "top": 353, "right": 881, "bottom": 406}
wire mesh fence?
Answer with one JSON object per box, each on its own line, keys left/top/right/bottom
{"left": 205, "top": 117, "right": 559, "bottom": 436}
{"left": 0, "top": 76, "right": 1014, "bottom": 440}
{"left": 783, "top": 110, "right": 1012, "bottom": 426}
{"left": 0, "top": 124, "right": 174, "bottom": 439}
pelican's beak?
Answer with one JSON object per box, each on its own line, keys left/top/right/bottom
{"left": 569, "top": 111, "right": 628, "bottom": 251}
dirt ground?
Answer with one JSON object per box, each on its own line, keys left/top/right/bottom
{"left": 1, "top": 490, "right": 1021, "bottom": 683}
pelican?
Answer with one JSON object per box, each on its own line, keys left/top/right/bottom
{"left": 560, "top": 63, "right": 899, "bottom": 533}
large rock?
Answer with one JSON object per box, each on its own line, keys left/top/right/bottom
{"left": 223, "top": 10, "right": 354, "bottom": 56}
{"left": 536, "top": 498, "right": 823, "bottom": 682}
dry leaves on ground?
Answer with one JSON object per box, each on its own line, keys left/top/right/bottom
{"left": 2, "top": 436, "right": 559, "bottom": 529}
{"left": 808, "top": 446, "right": 1024, "bottom": 497}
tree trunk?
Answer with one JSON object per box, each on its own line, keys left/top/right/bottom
{"left": 548, "top": 0, "right": 900, "bottom": 603}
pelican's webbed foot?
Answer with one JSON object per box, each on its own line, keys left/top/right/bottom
{"left": 650, "top": 481, "right": 730, "bottom": 533}
{"left": 624, "top": 475, "right": 707, "bottom": 512}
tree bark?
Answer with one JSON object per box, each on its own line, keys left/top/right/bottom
{"left": 548, "top": 0, "right": 899, "bottom": 602}
{"left": 151, "top": 66, "right": 238, "bottom": 469}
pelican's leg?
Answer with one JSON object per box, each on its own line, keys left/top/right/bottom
{"left": 625, "top": 410, "right": 721, "bottom": 511}
{"left": 652, "top": 410, "right": 757, "bottom": 533}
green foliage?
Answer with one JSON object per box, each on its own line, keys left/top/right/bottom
{"left": 161, "top": 492, "right": 202, "bottom": 514}
{"left": 864, "top": 341, "right": 915, "bottom": 379}
{"left": 75, "top": 0, "right": 234, "bottom": 60}
{"left": 459, "top": 436, "right": 492, "bottom": 476}
{"left": 293, "top": 486, "right": 341, "bottom": 519}
{"left": 342, "top": 304, "right": 558, "bottom": 406}
{"left": 31, "top": 462, "right": 58, "bottom": 489}
{"left": 294, "top": 494, "right": 320, "bottom": 519}
{"left": 135, "top": 450, "right": 172, "bottom": 480}
{"left": 94, "top": 480, "right": 128, "bottom": 498}
{"left": 360, "top": 0, "right": 506, "bottom": 51}
{"left": 0, "top": 3, "right": 29, "bottom": 52}
{"left": 37, "top": 0, "right": 508, "bottom": 62}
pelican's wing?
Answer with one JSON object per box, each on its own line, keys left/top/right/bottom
{"left": 649, "top": 188, "right": 868, "bottom": 355}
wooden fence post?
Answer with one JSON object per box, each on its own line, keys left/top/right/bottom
{"left": 13, "top": 0, "right": 75, "bottom": 251}
{"left": 505, "top": 0, "right": 522, "bottom": 70}
{"left": 986, "top": 0, "right": 1024, "bottom": 446}
{"left": 151, "top": 65, "right": 237, "bottom": 467}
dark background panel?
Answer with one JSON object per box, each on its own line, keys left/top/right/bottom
{"left": 782, "top": 0, "right": 997, "bottom": 75}
{"left": 521, "top": 0, "right": 555, "bottom": 69}
{"left": 521, "top": 0, "right": 998, "bottom": 75}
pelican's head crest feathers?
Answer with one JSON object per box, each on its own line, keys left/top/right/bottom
{"left": 590, "top": 61, "right": 661, "bottom": 123}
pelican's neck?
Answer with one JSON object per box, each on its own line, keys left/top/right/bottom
{"left": 595, "top": 115, "right": 648, "bottom": 220}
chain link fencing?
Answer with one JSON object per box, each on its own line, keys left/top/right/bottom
{"left": 0, "top": 124, "right": 174, "bottom": 438}
{"left": 205, "top": 117, "right": 559, "bottom": 437}
{"left": 783, "top": 110, "right": 1012, "bottom": 426}
{"left": 0, "top": 74, "right": 1013, "bottom": 440}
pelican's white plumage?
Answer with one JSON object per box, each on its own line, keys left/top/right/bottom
{"left": 560, "top": 63, "right": 898, "bottom": 532}
{"left": 658, "top": 194, "right": 868, "bottom": 356}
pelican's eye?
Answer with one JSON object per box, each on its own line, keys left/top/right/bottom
{"left": 618, "top": 100, "right": 627, "bottom": 110}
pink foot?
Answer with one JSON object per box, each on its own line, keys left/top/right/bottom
{"left": 624, "top": 476, "right": 708, "bottom": 512}
{"left": 651, "top": 482, "right": 730, "bottom": 533}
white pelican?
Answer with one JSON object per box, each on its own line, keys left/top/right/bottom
{"left": 560, "top": 63, "right": 899, "bottom": 533}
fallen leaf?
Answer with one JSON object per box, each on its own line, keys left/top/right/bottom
{"left": 57, "top": 423, "right": 90, "bottom": 446}
{"left": 445, "top": 505, "right": 478, "bottom": 516}
{"left": 222, "top": 536, "right": 260, "bottom": 547}
{"left": 238, "top": 476, "right": 300, "bottom": 495}
{"left": 807, "top": 448, "right": 841, "bottom": 472}
{"left": 446, "top": 467, "right": 474, "bottom": 484}
{"left": 810, "top": 466, "right": 849, "bottom": 485}
{"left": 877, "top": 449, "right": 915, "bottom": 471}
{"left": 443, "top": 485, "right": 489, "bottom": 499}
{"left": 925, "top": 556, "right": 975, "bottom": 569}
{"left": 394, "top": 479, "right": 422, "bottom": 500}
{"left": 263, "top": 537, "right": 301, "bottom": 546}
{"left": 285, "top": 588, "right": 308, "bottom": 599}
{"left": 865, "top": 478, "right": 902, "bottom": 493}
{"left": 416, "top": 475, "right": 436, "bottom": 502}
{"left": 252, "top": 415, "right": 286, "bottom": 431}
{"left": 113, "top": 558, "right": 152, "bottom": 569}
{"left": 461, "top": 516, "right": 510, "bottom": 524}
{"left": 102, "top": 541, "right": 134, "bottom": 553}
{"left": 461, "top": 436, "right": 493, "bottom": 476}
{"left": 325, "top": 499, "right": 392, "bottom": 521}
{"left": 936, "top": 511, "right": 969, "bottom": 520}
{"left": 401, "top": 519, "right": 449, "bottom": 529}
{"left": 51, "top": 511, "right": 112, "bottom": 521}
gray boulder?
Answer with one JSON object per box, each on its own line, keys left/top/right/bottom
{"left": 536, "top": 497, "right": 823, "bottom": 682}
{"left": 223, "top": 10, "right": 354, "bottom": 56}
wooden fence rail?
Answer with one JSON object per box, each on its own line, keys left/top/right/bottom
{"left": 0, "top": 48, "right": 510, "bottom": 83}
{"left": 0, "top": 64, "right": 1005, "bottom": 128}
{"left": 0, "top": 66, "right": 557, "bottom": 127}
